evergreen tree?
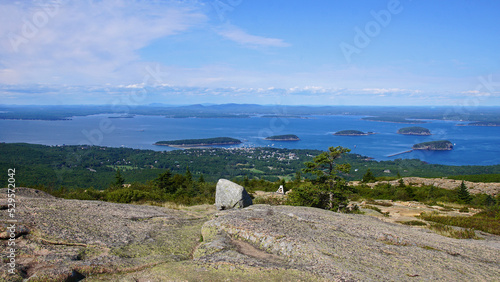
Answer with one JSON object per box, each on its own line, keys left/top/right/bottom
{"left": 198, "top": 174, "right": 205, "bottom": 183}
{"left": 300, "top": 146, "right": 351, "bottom": 211}
{"left": 456, "top": 181, "right": 472, "bottom": 204}
{"left": 185, "top": 166, "right": 193, "bottom": 182}
{"left": 243, "top": 175, "right": 250, "bottom": 187}
{"left": 155, "top": 170, "right": 175, "bottom": 194}
{"left": 294, "top": 171, "right": 302, "bottom": 183}
{"left": 114, "top": 169, "right": 125, "bottom": 186}
{"left": 362, "top": 169, "right": 376, "bottom": 183}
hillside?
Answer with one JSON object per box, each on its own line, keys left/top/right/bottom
{"left": 2, "top": 188, "right": 499, "bottom": 281}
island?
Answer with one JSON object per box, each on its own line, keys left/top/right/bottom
{"left": 461, "top": 121, "right": 500, "bottom": 127}
{"left": 333, "top": 130, "right": 375, "bottom": 136}
{"left": 412, "top": 140, "right": 453, "bottom": 151}
{"left": 397, "top": 126, "right": 431, "bottom": 135}
{"left": 362, "top": 116, "right": 425, "bottom": 124}
{"left": 265, "top": 134, "right": 300, "bottom": 141}
{"left": 154, "top": 137, "right": 242, "bottom": 148}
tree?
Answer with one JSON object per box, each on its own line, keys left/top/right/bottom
{"left": 456, "top": 181, "right": 472, "bottom": 204}
{"left": 155, "top": 169, "right": 175, "bottom": 194}
{"left": 300, "top": 146, "right": 351, "bottom": 211}
{"left": 185, "top": 166, "right": 193, "bottom": 182}
{"left": 114, "top": 169, "right": 125, "bottom": 187}
{"left": 362, "top": 169, "right": 376, "bottom": 183}
{"left": 198, "top": 174, "right": 205, "bottom": 183}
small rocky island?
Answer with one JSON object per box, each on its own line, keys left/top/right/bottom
{"left": 154, "top": 137, "right": 242, "bottom": 148}
{"left": 265, "top": 134, "right": 300, "bottom": 141}
{"left": 334, "top": 130, "right": 375, "bottom": 136}
{"left": 413, "top": 140, "right": 453, "bottom": 151}
{"left": 397, "top": 126, "right": 431, "bottom": 135}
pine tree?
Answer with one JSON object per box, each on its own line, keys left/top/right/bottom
{"left": 185, "top": 166, "right": 193, "bottom": 182}
{"left": 457, "top": 181, "right": 472, "bottom": 204}
{"left": 155, "top": 170, "right": 175, "bottom": 194}
{"left": 114, "top": 169, "right": 125, "bottom": 187}
{"left": 362, "top": 169, "right": 376, "bottom": 183}
{"left": 301, "top": 146, "right": 351, "bottom": 211}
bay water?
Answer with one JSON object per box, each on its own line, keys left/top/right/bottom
{"left": 1, "top": 114, "right": 499, "bottom": 166}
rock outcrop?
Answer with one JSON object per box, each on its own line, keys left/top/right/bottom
{"left": 2, "top": 188, "right": 499, "bottom": 281}
{"left": 196, "top": 205, "right": 500, "bottom": 281}
{"left": 215, "top": 179, "right": 253, "bottom": 210}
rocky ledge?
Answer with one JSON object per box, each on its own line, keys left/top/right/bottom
{"left": 1, "top": 188, "right": 499, "bottom": 281}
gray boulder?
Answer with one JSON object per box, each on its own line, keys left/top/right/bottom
{"left": 215, "top": 179, "right": 252, "bottom": 210}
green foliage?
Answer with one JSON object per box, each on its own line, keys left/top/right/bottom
{"left": 155, "top": 170, "right": 175, "bottom": 194}
{"left": 114, "top": 169, "right": 125, "bottom": 186}
{"left": 456, "top": 181, "right": 472, "bottom": 204}
{"left": 419, "top": 208, "right": 500, "bottom": 236}
{"left": 397, "top": 126, "right": 430, "bottom": 135}
{"left": 334, "top": 130, "right": 367, "bottom": 135}
{"left": 448, "top": 174, "right": 500, "bottom": 183}
{"left": 287, "top": 182, "right": 328, "bottom": 208}
{"left": 362, "top": 169, "right": 376, "bottom": 183}
{"left": 412, "top": 140, "right": 453, "bottom": 150}
{"left": 3, "top": 143, "right": 500, "bottom": 191}
{"left": 427, "top": 223, "right": 478, "bottom": 239}
{"left": 289, "top": 146, "right": 351, "bottom": 211}
{"left": 398, "top": 220, "right": 427, "bottom": 226}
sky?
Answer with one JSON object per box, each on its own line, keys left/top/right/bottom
{"left": 0, "top": 0, "right": 499, "bottom": 106}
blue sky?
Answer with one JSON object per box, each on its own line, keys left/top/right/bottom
{"left": 0, "top": 0, "right": 499, "bottom": 105}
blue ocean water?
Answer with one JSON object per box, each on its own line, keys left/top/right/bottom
{"left": 1, "top": 114, "right": 500, "bottom": 166}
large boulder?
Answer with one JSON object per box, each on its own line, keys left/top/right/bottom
{"left": 215, "top": 179, "right": 252, "bottom": 210}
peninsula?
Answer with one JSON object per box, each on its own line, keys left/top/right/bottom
{"left": 397, "top": 126, "right": 431, "bottom": 135}
{"left": 265, "top": 134, "right": 300, "bottom": 141}
{"left": 154, "top": 137, "right": 242, "bottom": 148}
{"left": 413, "top": 140, "right": 453, "bottom": 151}
{"left": 362, "top": 116, "right": 425, "bottom": 124}
{"left": 462, "top": 121, "right": 500, "bottom": 127}
{"left": 334, "top": 130, "right": 375, "bottom": 136}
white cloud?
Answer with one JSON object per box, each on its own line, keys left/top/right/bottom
{"left": 0, "top": 0, "right": 206, "bottom": 85}
{"left": 216, "top": 24, "right": 290, "bottom": 48}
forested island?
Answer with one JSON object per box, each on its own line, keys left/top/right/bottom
{"left": 362, "top": 116, "right": 425, "bottom": 124}
{"left": 265, "top": 134, "right": 300, "bottom": 141}
{"left": 413, "top": 140, "right": 453, "bottom": 151}
{"left": 397, "top": 126, "right": 431, "bottom": 135}
{"left": 154, "top": 137, "right": 242, "bottom": 147}
{"left": 334, "top": 130, "right": 375, "bottom": 136}
{"left": 461, "top": 121, "right": 500, "bottom": 127}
